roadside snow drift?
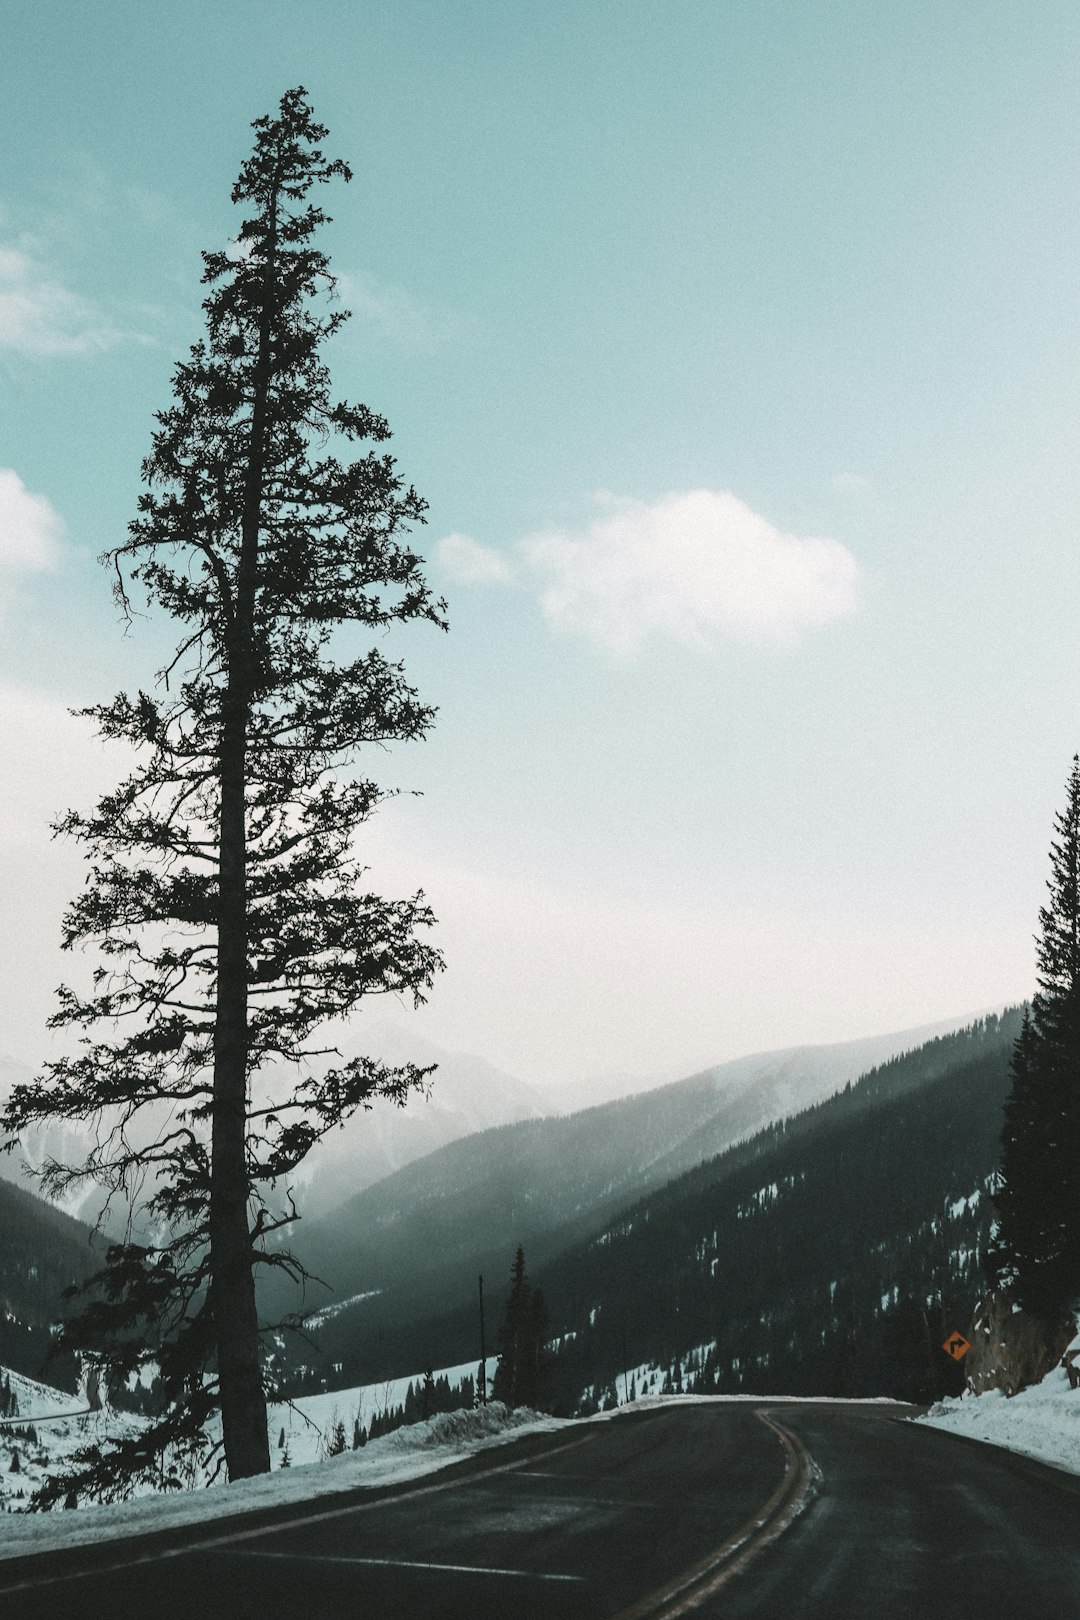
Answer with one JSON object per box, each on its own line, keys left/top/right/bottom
{"left": 918, "top": 1360, "right": 1080, "bottom": 1476}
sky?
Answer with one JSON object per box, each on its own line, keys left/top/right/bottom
{"left": 1, "top": 0, "right": 1078, "bottom": 1091}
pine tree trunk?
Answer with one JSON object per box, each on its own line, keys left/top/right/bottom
{"left": 211, "top": 707, "right": 268, "bottom": 1478}
{"left": 211, "top": 552, "right": 266, "bottom": 1477}
{"left": 209, "top": 187, "right": 280, "bottom": 1482}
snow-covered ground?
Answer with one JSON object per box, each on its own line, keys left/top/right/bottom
{"left": 267, "top": 1356, "right": 496, "bottom": 1467}
{"left": 0, "top": 1370, "right": 146, "bottom": 1515}
{"left": 0, "top": 1355, "right": 502, "bottom": 1518}
{"left": 918, "top": 1361, "right": 1080, "bottom": 1476}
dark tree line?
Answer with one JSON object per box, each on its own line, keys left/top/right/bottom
{"left": 993, "top": 756, "right": 1080, "bottom": 1320}
{"left": 0, "top": 1180, "right": 93, "bottom": 1391}
{"left": 1, "top": 88, "right": 444, "bottom": 1502}
{"left": 365, "top": 1370, "right": 474, "bottom": 1439}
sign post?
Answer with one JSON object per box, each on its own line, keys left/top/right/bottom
{"left": 478, "top": 1274, "right": 488, "bottom": 1406}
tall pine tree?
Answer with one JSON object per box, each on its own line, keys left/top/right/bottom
{"left": 994, "top": 756, "right": 1080, "bottom": 1316}
{"left": 1, "top": 88, "right": 445, "bottom": 1498}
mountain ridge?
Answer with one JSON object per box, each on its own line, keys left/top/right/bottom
{"left": 271, "top": 1009, "right": 1008, "bottom": 1386}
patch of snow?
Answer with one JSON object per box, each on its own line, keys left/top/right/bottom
{"left": 0, "top": 1354, "right": 498, "bottom": 1518}
{"left": 0, "top": 1369, "right": 143, "bottom": 1515}
{"left": 300, "top": 1290, "right": 382, "bottom": 1332}
{"left": 267, "top": 1357, "right": 497, "bottom": 1468}
{"left": 126, "top": 1360, "right": 160, "bottom": 1393}
{"left": 0, "top": 1369, "right": 85, "bottom": 1421}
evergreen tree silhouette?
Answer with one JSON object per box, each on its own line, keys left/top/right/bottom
{"left": 0, "top": 86, "right": 444, "bottom": 1500}
{"left": 421, "top": 1367, "right": 436, "bottom": 1420}
{"left": 492, "top": 1247, "right": 549, "bottom": 1410}
{"left": 994, "top": 756, "right": 1080, "bottom": 1315}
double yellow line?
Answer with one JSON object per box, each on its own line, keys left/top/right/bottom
{"left": 613, "top": 1408, "right": 817, "bottom": 1619}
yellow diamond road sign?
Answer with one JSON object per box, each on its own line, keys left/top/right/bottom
{"left": 942, "top": 1331, "right": 971, "bottom": 1361}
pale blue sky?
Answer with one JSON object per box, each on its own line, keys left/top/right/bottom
{"left": 2, "top": 2, "right": 1078, "bottom": 1086}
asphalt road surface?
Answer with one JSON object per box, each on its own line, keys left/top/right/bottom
{"left": 3, "top": 1400, "right": 1080, "bottom": 1619}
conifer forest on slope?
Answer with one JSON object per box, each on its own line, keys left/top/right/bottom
{"left": 276, "top": 1012, "right": 1021, "bottom": 1410}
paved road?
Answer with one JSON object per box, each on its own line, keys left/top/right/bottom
{"left": 3, "top": 1400, "right": 1080, "bottom": 1618}
{"left": 715, "top": 1403, "right": 1080, "bottom": 1619}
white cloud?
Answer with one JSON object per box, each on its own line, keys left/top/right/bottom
{"left": 434, "top": 532, "right": 514, "bottom": 586}
{"left": 0, "top": 243, "right": 125, "bottom": 356}
{"left": 0, "top": 466, "right": 63, "bottom": 570}
{"left": 336, "top": 270, "right": 474, "bottom": 350}
{"left": 519, "top": 489, "right": 860, "bottom": 653}
{"left": 0, "top": 685, "right": 134, "bottom": 1060}
{"left": 0, "top": 469, "right": 64, "bottom": 624}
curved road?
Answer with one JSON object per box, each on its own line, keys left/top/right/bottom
{"left": 2, "top": 1400, "right": 1080, "bottom": 1618}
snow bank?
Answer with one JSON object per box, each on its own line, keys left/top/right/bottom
{"left": 917, "top": 1362, "right": 1080, "bottom": 1476}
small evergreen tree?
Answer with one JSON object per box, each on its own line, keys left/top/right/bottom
{"left": 491, "top": 1247, "right": 549, "bottom": 1410}
{"left": 491, "top": 1247, "right": 529, "bottom": 1406}
{"left": 994, "top": 757, "right": 1080, "bottom": 1316}
{"left": 421, "top": 1367, "right": 436, "bottom": 1421}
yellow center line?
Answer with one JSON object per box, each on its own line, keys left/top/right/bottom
{"left": 611, "top": 1407, "right": 817, "bottom": 1620}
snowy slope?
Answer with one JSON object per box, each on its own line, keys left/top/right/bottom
{"left": 0, "top": 1368, "right": 141, "bottom": 1514}
{"left": 0, "top": 1355, "right": 502, "bottom": 1519}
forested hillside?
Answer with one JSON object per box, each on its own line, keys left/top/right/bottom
{"left": 0, "top": 1178, "right": 97, "bottom": 1390}
{"left": 539, "top": 1009, "right": 1023, "bottom": 1410}
{"left": 282, "top": 1012, "right": 1019, "bottom": 1396}
{"left": 268, "top": 1017, "right": 972, "bottom": 1381}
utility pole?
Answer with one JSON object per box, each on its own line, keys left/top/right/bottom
{"left": 478, "top": 1274, "right": 488, "bottom": 1406}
